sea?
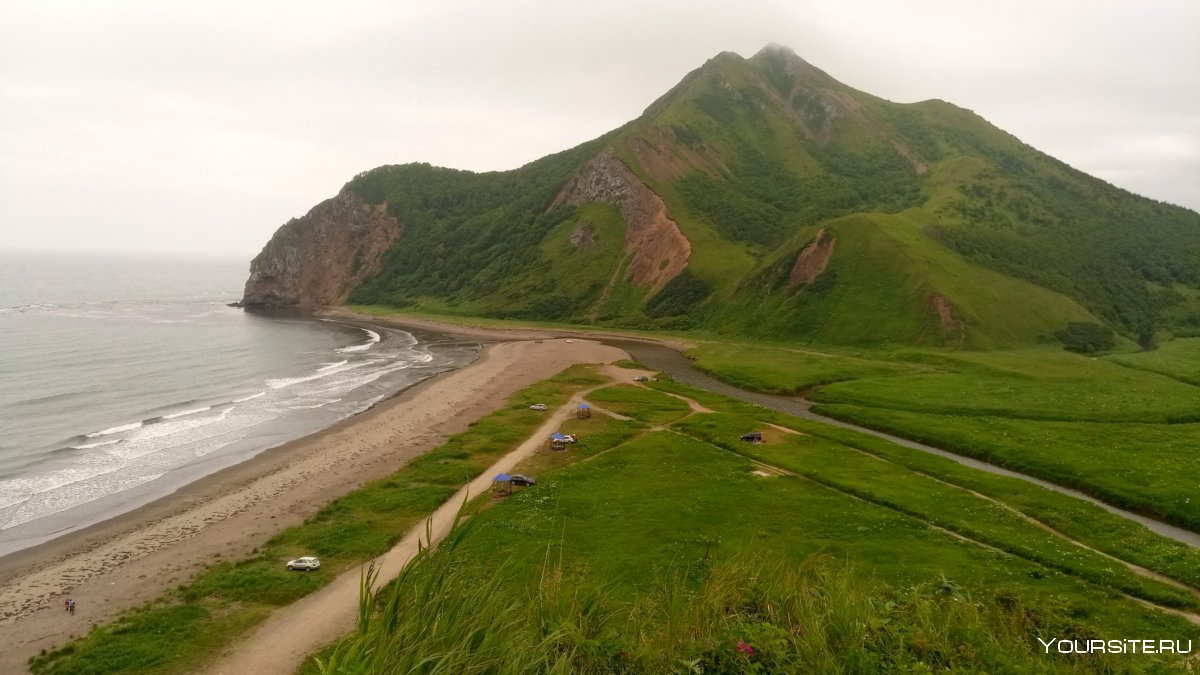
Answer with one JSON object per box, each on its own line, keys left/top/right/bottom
{"left": 0, "top": 250, "right": 479, "bottom": 557}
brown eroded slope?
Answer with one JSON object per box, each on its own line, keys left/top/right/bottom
{"left": 556, "top": 150, "right": 692, "bottom": 293}
{"left": 789, "top": 227, "right": 836, "bottom": 286}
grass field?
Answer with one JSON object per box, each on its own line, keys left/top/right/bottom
{"left": 813, "top": 347, "right": 1200, "bottom": 423}
{"left": 685, "top": 340, "right": 934, "bottom": 394}
{"left": 683, "top": 336, "right": 1200, "bottom": 535}
{"left": 814, "top": 404, "right": 1200, "bottom": 528}
{"left": 1108, "top": 337, "right": 1200, "bottom": 386}
{"left": 312, "top": 377, "right": 1200, "bottom": 673}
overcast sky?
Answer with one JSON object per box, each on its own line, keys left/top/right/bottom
{"left": 1, "top": 0, "right": 1196, "bottom": 256}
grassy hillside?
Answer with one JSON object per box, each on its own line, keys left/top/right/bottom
{"left": 310, "top": 45, "right": 1200, "bottom": 349}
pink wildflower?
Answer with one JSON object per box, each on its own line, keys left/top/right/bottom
{"left": 737, "top": 641, "right": 754, "bottom": 655}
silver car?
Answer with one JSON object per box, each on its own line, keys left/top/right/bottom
{"left": 287, "top": 556, "right": 321, "bottom": 571}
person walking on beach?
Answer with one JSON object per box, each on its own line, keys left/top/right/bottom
{"left": 67, "top": 598, "right": 75, "bottom": 615}
{"left": 64, "top": 598, "right": 69, "bottom": 612}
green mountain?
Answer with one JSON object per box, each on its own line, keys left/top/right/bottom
{"left": 243, "top": 45, "right": 1200, "bottom": 349}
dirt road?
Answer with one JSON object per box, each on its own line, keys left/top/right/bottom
{"left": 200, "top": 391, "right": 597, "bottom": 674}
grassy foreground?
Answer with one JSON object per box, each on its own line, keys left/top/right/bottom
{"left": 311, "top": 380, "right": 1200, "bottom": 674}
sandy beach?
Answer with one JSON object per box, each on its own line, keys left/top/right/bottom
{"left": 0, "top": 330, "right": 628, "bottom": 673}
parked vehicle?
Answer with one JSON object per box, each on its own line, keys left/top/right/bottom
{"left": 511, "top": 474, "right": 536, "bottom": 486}
{"left": 633, "top": 375, "right": 649, "bottom": 382}
{"left": 530, "top": 403, "right": 548, "bottom": 410}
{"left": 740, "top": 432, "right": 764, "bottom": 443}
{"left": 286, "top": 556, "right": 321, "bottom": 571}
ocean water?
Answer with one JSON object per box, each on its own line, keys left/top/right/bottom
{"left": 0, "top": 251, "right": 477, "bottom": 557}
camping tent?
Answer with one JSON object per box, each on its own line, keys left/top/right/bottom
{"left": 493, "top": 473, "right": 514, "bottom": 495}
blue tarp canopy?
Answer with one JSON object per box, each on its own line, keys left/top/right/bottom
{"left": 578, "top": 403, "right": 590, "bottom": 409}
{"left": 494, "top": 473, "right": 512, "bottom": 482}
{"left": 550, "top": 433, "right": 568, "bottom": 440}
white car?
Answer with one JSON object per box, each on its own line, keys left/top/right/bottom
{"left": 529, "top": 403, "right": 548, "bottom": 411}
{"left": 287, "top": 556, "right": 321, "bottom": 571}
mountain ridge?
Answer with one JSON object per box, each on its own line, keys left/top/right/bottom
{"left": 243, "top": 46, "right": 1200, "bottom": 350}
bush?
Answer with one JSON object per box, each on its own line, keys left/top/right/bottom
{"left": 1054, "top": 322, "right": 1115, "bottom": 353}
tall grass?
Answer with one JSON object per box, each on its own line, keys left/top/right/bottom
{"left": 314, "top": 522, "right": 1134, "bottom": 674}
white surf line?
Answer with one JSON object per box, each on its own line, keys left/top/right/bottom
{"left": 201, "top": 389, "right": 598, "bottom": 675}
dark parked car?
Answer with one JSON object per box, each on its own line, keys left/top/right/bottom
{"left": 510, "top": 474, "right": 536, "bottom": 486}
{"left": 633, "top": 375, "right": 649, "bottom": 382}
{"left": 740, "top": 432, "right": 763, "bottom": 443}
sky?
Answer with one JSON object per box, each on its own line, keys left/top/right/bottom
{"left": 1, "top": 0, "right": 1197, "bottom": 256}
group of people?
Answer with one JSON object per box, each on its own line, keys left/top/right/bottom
{"left": 63, "top": 597, "right": 76, "bottom": 615}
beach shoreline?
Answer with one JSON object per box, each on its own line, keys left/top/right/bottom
{"left": 0, "top": 331, "right": 479, "bottom": 581}
{"left": 0, "top": 317, "right": 479, "bottom": 569}
{"left": 0, "top": 311, "right": 632, "bottom": 673}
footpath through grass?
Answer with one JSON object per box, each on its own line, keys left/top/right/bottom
{"left": 687, "top": 338, "right": 1200, "bottom": 533}
{"left": 312, "top": 380, "right": 1200, "bottom": 673}
{"left": 29, "top": 366, "right": 608, "bottom": 675}
{"left": 651, "top": 378, "right": 1200, "bottom": 598}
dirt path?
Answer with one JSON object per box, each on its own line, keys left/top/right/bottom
{"left": 200, "top": 390, "right": 604, "bottom": 675}
{"left": 612, "top": 339, "right": 1200, "bottom": 551}
{"left": 756, "top": 413, "right": 1200, "bottom": 596}
{"left": 674, "top": 426, "right": 1200, "bottom": 626}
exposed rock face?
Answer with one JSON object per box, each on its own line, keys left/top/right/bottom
{"left": 555, "top": 150, "right": 692, "bottom": 293}
{"left": 918, "top": 293, "right": 967, "bottom": 346}
{"left": 242, "top": 187, "right": 401, "bottom": 306}
{"left": 569, "top": 223, "right": 598, "bottom": 251}
{"left": 789, "top": 228, "right": 836, "bottom": 286}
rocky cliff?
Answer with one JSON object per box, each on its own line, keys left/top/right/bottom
{"left": 241, "top": 187, "right": 401, "bottom": 307}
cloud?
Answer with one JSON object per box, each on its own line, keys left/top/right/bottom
{"left": 0, "top": 0, "right": 1196, "bottom": 253}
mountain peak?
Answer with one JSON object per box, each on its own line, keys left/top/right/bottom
{"left": 750, "top": 43, "right": 836, "bottom": 88}
{"left": 753, "top": 43, "right": 801, "bottom": 61}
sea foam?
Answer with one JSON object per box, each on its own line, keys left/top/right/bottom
{"left": 72, "top": 439, "right": 123, "bottom": 450}
{"left": 161, "top": 406, "right": 212, "bottom": 419}
{"left": 337, "top": 328, "right": 381, "bottom": 353}
{"left": 84, "top": 421, "right": 143, "bottom": 438}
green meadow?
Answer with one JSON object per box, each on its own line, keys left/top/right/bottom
{"left": 686, "top": 337, "right": 1200, "bottom": 532}
{"left": 315, "top": 380, "right": 1200, "bottom": 673}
